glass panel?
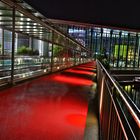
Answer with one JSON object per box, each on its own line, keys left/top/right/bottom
{"left": 67, "top": 47, "right": 74, "bottom": 67}
{"left": 0, "top": 0, "right": 90, "bottom": 86}
{"left": 127, "top": 35, "right": 136, "bottom": 67}
{"left": 116, "top": 34, "right": 128, "bottom": 68}
{"left": 0, "top": 1, "right": 13, "bottom": 85}
{"left": 4, "top": 30, "right": 12, "bottom": 55}
{"left": 0, "top": 29, "right": 12, "bottom": 83}
{"left": 0, "top": 29, "right": 2, "bottom": 55}
{"left": 14, "top": 34, "right": 52, "bottom": 81}
{"left": 52, "top": 44, "right": 67, "bottom": 71}
{"left": 68, "top": 27, "right": 86, "bottom": 46}
{"left": 95, "top": 32, "right": 102, "bottom": 58}
{"left": 111, "top": 33, "right": 120, "bottom": 67}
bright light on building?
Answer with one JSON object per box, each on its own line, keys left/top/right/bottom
{"left": 20, "top": 13, "right": 24, "bottom": 16}
{"left": 20, "top": 22, "right": 23, "bottom": 25}
{"left": 23, "top": 74, "right": 26, "bottom": 78}
{"left": 33, "top": 23, "right": 37, "bottom": 26}
{"left": 27, "top": 18, "right": 31, "bottom": 21}
{"left": 20, "top": 25, "right": 23, "bottom": 28}
{"left": 63, "top": 58, "right": 65, "bottom": 61}
{"left": 20, "top": 18, "right": 24, "bottom": 21}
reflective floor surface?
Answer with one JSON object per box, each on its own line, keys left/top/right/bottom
{"left": 0, "top": 62, "right": 98, "bottom": 140}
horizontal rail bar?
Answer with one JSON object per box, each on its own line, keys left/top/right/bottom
{"left": 97, "top": 60, "right": 140, "bottom": 128}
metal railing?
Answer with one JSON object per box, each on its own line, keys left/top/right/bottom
{"left": 97, "top": 60, "right": 140, "bottom": 140}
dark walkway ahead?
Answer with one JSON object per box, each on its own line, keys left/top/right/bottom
{"left": 0, "top": 62, "right": 98, "bottom": 140}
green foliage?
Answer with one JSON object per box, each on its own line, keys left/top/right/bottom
{"left": 97, "top": 54, "right": 110, "bottom": 70}
{"left": 17, "top": 46, "right": 31, "bottom": 55}
{"left": 96, "top": 53, "right": 105, "bottom": 60}
{"left": 53, "top": 45, "right": 63, "bottom": 57}
{"left": 17, "top": 46, "right": 39, "bottom": 55}
{"left": 102, "top": 58, "right": 110, "bottom": 69}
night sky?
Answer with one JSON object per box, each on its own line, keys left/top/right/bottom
{"left": 24, "top": 0, "right": 140, "bottom": 30}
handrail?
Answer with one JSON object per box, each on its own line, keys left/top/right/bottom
{"left": 97, "top": 60, "right": 140, "bottom": 128}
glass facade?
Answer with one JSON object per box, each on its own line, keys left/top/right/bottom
{"left": 52, "top": 22, "right": 140, "bottom": 68}
{"left": 0, "top": 0, "right": 90, "bottom": 85}
{"left": 0, "top": 0, "right": 140, "bottom": 85}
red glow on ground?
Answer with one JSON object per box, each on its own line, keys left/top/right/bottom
{"left": 54, "top": 75, "right": 93, "bottom": 86}
{"left": 66, "top": 114, "right": 87, "bottom": 127}
{"left": 0, "top": 62, "right": 96, "bottom": 140}
{"left": 77, "top": 66, "right": 94, "bottom": 69}
{"left": 75, "top": 66, "right": 96, "bottom": 71}
{"left": 65, "top": 69, "right": 93, "bottom": 75}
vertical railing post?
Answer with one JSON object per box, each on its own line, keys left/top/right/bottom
{"left": 11, "top": 6, "right": 15, "bottom": 84}
{"left": 107, "top": 88, "right": 113, "bottom": 140}
{"left": 99, "top": 75, "right": 105, "bottom": 123}
{"left": 2, "top": 29, "right": 4, "bottom": 67}
{"left": 2, "top": 29, "right": 4, "bottom": 56}
{"left": 51, "top": 31, "right": 54, "bottom": 72}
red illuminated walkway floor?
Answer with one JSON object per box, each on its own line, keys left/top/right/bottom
{"left": 0, "top": 62, "right": 97, "bottom": 140}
